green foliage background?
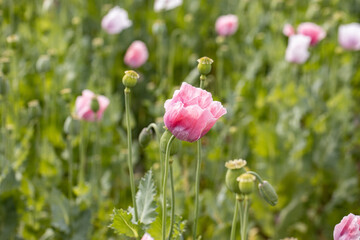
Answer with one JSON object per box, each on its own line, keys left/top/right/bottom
{"left": 1, "top": 0, "right": 360, "bottom": 239}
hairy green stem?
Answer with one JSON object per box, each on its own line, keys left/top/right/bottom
{"left": 125, "top": 88, "right": 138, "bottom": 222}
{"left": 241, "top": 196, "right": 249, "bottom": 240}
{"left": 193, "top": 139, "right": 202, "bottom": 240}
{"left": 67, "top": 134, "right": 73, "bottom": 199}
{"left": 162, "top": 135, "right": 175, "bottom": 240}
{"left": 193, "top": 75, "right": 206, "bottom": 239}
{"left": 169, "top": 162, "right": 175, "bottom": 239}
{"left": 247, "top": 171, "right": 264, "bottom": 184}
{"left": 230, "top": 197, "right": 239, "bottom": 240}
{"left": 78, "top": 123, "right": 86, "bottom": 185}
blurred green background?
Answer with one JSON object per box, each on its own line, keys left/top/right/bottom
{"left": 1, "top": 0, "right": 360, "bottom": 239}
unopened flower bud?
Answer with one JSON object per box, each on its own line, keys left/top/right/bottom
{"left": 225, "top": 159, "right": 247, "bottom": 194}
{"left": 36, "top": 55, "right": 51, "bottom": 73}
{"left": 90, "top": 97, "right": 100, "bottom": 113}
{"left": 122, "top": 70, "right": 139, "bottom": 88}
{"left": 258, "top": 180, "right": 278, "bottom": 206}
{"left": 237, "top": 173, "right": 256, "bottom": 195}
{"left": 197, "top": 57, "right": 213, "bottom": 75}
{"left": 139, "top": 127, "right": 153, "bottom": 148}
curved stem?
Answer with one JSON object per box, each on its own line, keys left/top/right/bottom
{"left": 193, "top": 139, "right": 202, "bottom": 240}
{"left": 162, "top": 134, "right": 175, "bottom": 240}
{"left": 247, "top": 171, "right": 264, "bottom": 184}
{"left": 230, "top": 196, "right": 239, "bottom": 240}
{"left": 125, "top": 88, "right": 138, "bottom": 222}
{"left": 148, "top": 123, "right": 163, "bottom": 190}
{"left": 148, "top": 123, "right": 160, "bottom": 140}
{"left": 168, "top": 162, "right": 175, "bottom": 239}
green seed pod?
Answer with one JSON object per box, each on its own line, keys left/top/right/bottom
{"left": 197, "top": 56, "right": 213, "bottom": 75}
{"left": 122, "top": 70, "right": 139, "bottom": 88}
{"left": 91, "top": 98, "right": 100, "bottom": 112}
{"left": 225, "top": 159, "right": 247, "bottom": 194}
{"left": 237, "top": 173, "right": 256, "bottom": 195}
{"left": 36, "top": 55, "right": 51, "bottom": 73}
{"left": 258, "top": 180, "right": 278, "bottom": 206}
{"left": 160, "top": 129, "right": 179, "bottom": 155}
{"left": 139, "top": 127, "right": 153, "bottom": 148}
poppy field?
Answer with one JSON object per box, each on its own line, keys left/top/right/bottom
{"left": 1, "top": 0, "right": 360, "bottom": 239}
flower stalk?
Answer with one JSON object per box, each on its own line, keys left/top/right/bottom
{"left": 162, "top": 133, "right": 175, "bottom": 240}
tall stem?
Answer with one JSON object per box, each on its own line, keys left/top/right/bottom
{"left": 148, "top": 123, "right": 163, "bottom": 189}
{"left": 239, "top": 198, "right": 243, "bottom": 239}
{"left": 125, "top": 88, "right": 138, "bottom": 221}
{"left": 168, "top": 162, "right": 175, "bottom": 239}
{"left": 193, "top": 139, "right": 202, "bottom": 240}
{"left": 230, "top": 197, "right": 239, "bottom": 240}
{"left": 78, "top": 123, "right": 86, "bottom": 185}
{"left": 162, "top": 134, "right": 175, "bottom": 240}
{"left": 241, "top": 196, "right": 249, "bottom": 240}
{"left": 67, "top": 133, "right": 73, "bottom": 199}
{"left": 193, "top": 75, "right": 206, "bottom": 239}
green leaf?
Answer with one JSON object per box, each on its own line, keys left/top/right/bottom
{"left": 49, "top": 188, "right": 70, "bottom": 234}
{"left": 147, "top": 206, "right": 186, "bottom": 240}
{"left": 136, "top": 169, "right": 158, "bottom": 225}
{"left": 110, "top": 209, "right": 144, "bottom": 239}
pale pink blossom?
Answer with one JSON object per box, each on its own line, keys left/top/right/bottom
{"left": 333, "top": 213, "right": 360, "bottom": 240}
{"left": 101, "top": 6, "right": 132, "bottom": 34}
{"left": 141, "top": 233, "right": 154, "bottom": 240}
{"left": 215, "top": 15, "right": 238, "bottom": 36}
{"left": 285, "top": 34, "right": 311, "bottom": 64}
{"left": 75, "top": 90, "right": 110, "bottom": 122}
{"left": 164, "top": 82, "right": 226, "bottom": 142}
{"left": 297, "top": 22, "right": 326, "bottom": 46}
{"left": 154, "top": 0, "right": 182, "bottom": 12}
{"left": 283, "top": 24, "right": 295, "bottom": 37}
{"left": 338, "top": 23, "right": 360, "bottom": 51}
{"left": 124, "top": 41, "right": 149, "bottom": 68}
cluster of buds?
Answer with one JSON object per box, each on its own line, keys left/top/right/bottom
{"left": 225, "top": 159, "right": 278, "bottom": 206}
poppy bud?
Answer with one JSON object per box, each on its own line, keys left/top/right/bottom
{"left": 258, "top": 180, "right": 278, "bottom": 206}
{"left": 139, "top": 127, "right": 153, "bottom": 148}
{"left": 36, "top": 55, "right": 51, "bottom": 73}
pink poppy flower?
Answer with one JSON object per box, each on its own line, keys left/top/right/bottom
{"left": 141, "top": 233, "right": 154, "bottom": 240}
{"left": 164, "top": 82, "right": 227, "bottom": 142}
{"left": 75, "top": 90, "right": 110, "bottom": 122}
{"left": 285, "top": 34, "right": 311, "bottom": 64}
{"left": 338, "top": 23, "right": 360, "bottom": 51}
{"left": 215, "top": 14, "right": 238, "bottom": 36}
{"left": 283, "top": 24, "right": 295, "bottom": 37}
{"left": 334, "top": 213, "right": 360, "bottom": 240}
{"left": 101, "top": 6, "right": 132, "bottom": 34}
{"left": 124, "top": 40, "right": 149, "bottom": 68}
{"left": 297, "top": 22, "right": 326, "bottom": 46}
{"left": 154, "top": 0, "right": 182, "bottom": 12}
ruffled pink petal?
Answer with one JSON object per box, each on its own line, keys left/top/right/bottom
{"left": 96, "top": 95, "right": 110, "bottom": 120}
{"left": 208, "top": 101, "right": 227, "bottom": 118}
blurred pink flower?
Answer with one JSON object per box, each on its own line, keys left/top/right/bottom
{"left": 141, "top": 233, "right": 154, "bottom": 240}
{"left": 101, "top": 6, "right": 132, "bottom": 34}
{"left": 297, "top": 22, "right": 326, "bottom": 46}
{"left": 334, "top": 213, "right": 360, "bottom": 240}
{"left": 124, "top": 41, "right": 149, "bottom": 68}
{"left": 154, "top": 0, "right": 182, "bottom": 12}
{"left": 215, "top": 15, "right": 238, "bottom": 36}
{"left": 75, "top": 90, "right": 110, "bottom": 122}
{"left": 164, "top": 82, "right": 227, "bottom": 142}
{"left": 283, "top": 24, "right": 295, "bottom": 37}
{"left": 285, "top": 34, "right": 311, "bottom": 64}
{"left": 338, "top": 23, "right": 360, "bottom": 50}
